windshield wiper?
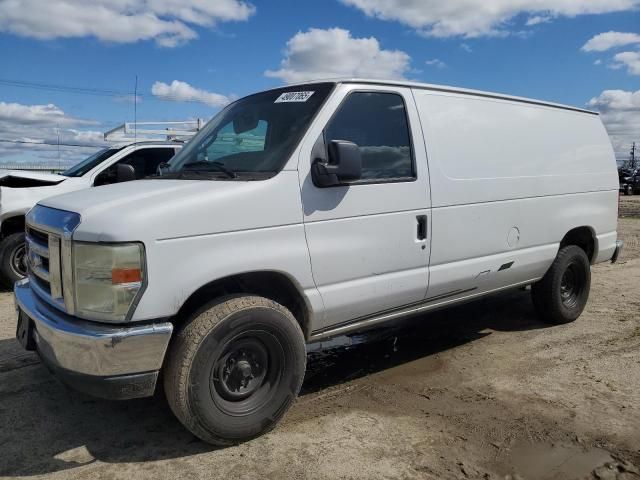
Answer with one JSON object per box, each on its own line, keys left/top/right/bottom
{"left": 157, "top": 170, "right": 229, "bottom": 181}
{"left": 183, "top": 160, "right": 237, "bottom": 178}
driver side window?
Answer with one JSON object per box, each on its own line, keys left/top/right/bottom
{"left": 325, "top": 92, "right": 414, "bottom": 182}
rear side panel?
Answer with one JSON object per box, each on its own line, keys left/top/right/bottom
{"left": 413, "top": 88, "right": 618, "bottom": 300}
{"left": 412, "top": 89, "right": 618, "bottom": 205}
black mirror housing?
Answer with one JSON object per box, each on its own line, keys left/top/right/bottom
{"left": 312, "top": 140, "right": 362, "bottom": 187}
{"left": 116, "top": 163, "right": 136, "bottom": 183}
{"left": 328, "top": 140, "right": 362, "bottom": 181}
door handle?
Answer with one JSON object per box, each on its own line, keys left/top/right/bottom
{"left": 416, "top": 215, "right": 427, "bottom": 240}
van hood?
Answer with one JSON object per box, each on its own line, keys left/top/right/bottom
{"left": 37, "top": 174, "right": 302, "bottom": 242}
{"left": 0, "top": 169, "right": 66, "bottom": 188}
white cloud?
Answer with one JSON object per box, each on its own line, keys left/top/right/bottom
{"left": 265, "top": 28, "right": 411, "bottom": 84}
{"left": 583, "top": 32, "right": 640, "bottom": 77}
{"left": 0, "top": 101, "right": 106, "bottom": 165}
{"left": 588, "top": 89, "right": 640, "bottom": 162}
{"left": 460, "top": 43, "right": 473, "bottom": 53}
{"left": 525, "top": 15, "right": 552, "bottom": 26}
{"left": 151, "top": 80, "right": 231, "bottom": 107}
{"left": 0, "top": 102, "right": 95, "bottom": 128}
{"left": 588, "top": 89, "right": 640, "bottom": 111}
{"left": 581, "top": 31, "right": 640, "bottom": 52}
{"left": 114, "top": 94, "right": 143, "bottom": 105}
{"left": 611, "top": 51, "right": 640, "bottom": 75}
{"left": 425, "top": 59, "right": 447, "bottom": 69}
{"left": 0, "top": 0, "right": 255, "bottom": 47}
{"left": 594, "top": 59, "right": 603, "bottom": 65}
{"left": 340, "top": 0, "right": 640, "bottom": 38}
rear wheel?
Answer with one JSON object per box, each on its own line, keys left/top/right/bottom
{"left": 531, "top": 245, "right": 591, "bottom": 324}
{"left": 164, "top": 295, "right": 306, "bottom": 445}
{"left": 0, "top": 232, "right": 27, "bottom": 288}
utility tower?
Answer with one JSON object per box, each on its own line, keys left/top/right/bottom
{"left": 630, "top": 142, "right": 637, "bottom": 170}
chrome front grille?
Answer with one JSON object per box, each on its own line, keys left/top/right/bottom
{"left": 25, "top": 205, "right": 81, "bottom": 314}
{"left": 26, "top": 226, "right": 64, "bottom": 307}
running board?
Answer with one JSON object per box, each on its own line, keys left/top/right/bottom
{"left": 308, "top": 279, "right": 538, "bottom": 342}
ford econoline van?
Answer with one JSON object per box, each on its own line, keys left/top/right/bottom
{"left": 14, "top": 79, "right": 622, "bottom": 445}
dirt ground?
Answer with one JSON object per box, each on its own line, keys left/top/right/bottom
{"left": 1, "top": 198, "right": 639, "bottom": 480}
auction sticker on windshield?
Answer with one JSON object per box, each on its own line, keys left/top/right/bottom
{"left": 274, "top": 91, "right": 315, "bottom": 103}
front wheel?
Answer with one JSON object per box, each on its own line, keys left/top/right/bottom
{"left": 0, "top": 232, "right": 27, "bottom": 288}
{"left": 531, "top": 245, "right": 591, "bottom": 324}
{"left": 164, "top": 295, "right": 306, "bottom": 445}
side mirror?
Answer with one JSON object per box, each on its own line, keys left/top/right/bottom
{"left": 116, "top": 163, "right": 136, "bottom": 183}
{"left": 157, "top": 162, "right": 170, "bottom": 176}
{"left": 311, "top": 140, "right": 362, "bottom": 187}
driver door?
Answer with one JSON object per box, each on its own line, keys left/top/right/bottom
{"left": 298, "top": 85, "right": 432, "bottom": 330}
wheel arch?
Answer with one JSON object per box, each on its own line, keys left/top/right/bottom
{"left": 173, "top": 270, "right": 314, "bottom": 340}
{"left": 559, "top": 226, "right": 597, "bottom": 264}
{"left": 0, "top": 214, "right": 26, "bottom": 239}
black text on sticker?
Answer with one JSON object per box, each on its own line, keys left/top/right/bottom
{"left": 274, "top": 91, "right": 315, "bottom": 103}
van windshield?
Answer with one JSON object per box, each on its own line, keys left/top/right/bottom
{"left": 165, "top": 83, "right": 334, "bottom": 179}
{"left": 60, "top": 147, "right": 122, "bottom": 177}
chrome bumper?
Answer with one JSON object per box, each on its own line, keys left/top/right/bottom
{"left": 611, "top": 240, "right": 624, "bottom": 264}
{"left": 14, "top": 280, "right": 173, "bottom": 398}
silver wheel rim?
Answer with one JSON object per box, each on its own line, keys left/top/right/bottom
{"left": 9, "top": 244, "right": 27, "bottom": 278}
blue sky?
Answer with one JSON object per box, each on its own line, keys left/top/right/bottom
{"left": 0, "top": 0, "right": 638, "bottom": 165}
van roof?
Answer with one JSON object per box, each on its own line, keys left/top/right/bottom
{"left": 284, "top": 78, "right": 598, "bottom": 116}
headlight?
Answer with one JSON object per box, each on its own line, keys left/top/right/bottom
{"left": 73, "top": 242, "right": 145, "bottom": 322}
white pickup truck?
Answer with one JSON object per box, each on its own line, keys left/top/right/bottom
{"left": 14, "top": 79, "right": 622, "bottom": 445}
{"left": 0, "top": 141, "right": 179, "bottom": 286}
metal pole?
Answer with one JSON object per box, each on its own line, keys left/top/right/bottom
{"left": 57, "top": 125, "right": 60, "bottom": 170}
{"left": 134, "top": 75, "right": 138, "bottom": 143}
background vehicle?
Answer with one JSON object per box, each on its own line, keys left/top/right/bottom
{"left": 0, "top": 121, "right": 202, "bottom": 287}
{"left": 14, "top": 79, "right": 621, "bottom": 446}
{"left": 619, "top": 167, "right": 640, "bottom": 195}
{"left": 0, "top": 141, "right": 180, "bottom": 286}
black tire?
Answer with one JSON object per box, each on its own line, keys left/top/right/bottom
{"left": 0, "top": 232, "right": 27, "bottom": 288}
{"left": 531, "top": 245, "right": 591, "bottom": 325}
{"left": 163, "top": 295, "right": 306, "bottom": 445}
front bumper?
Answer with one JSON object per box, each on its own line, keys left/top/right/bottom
{"left": 14, "top": 280, "right": 173, "bottom": 399}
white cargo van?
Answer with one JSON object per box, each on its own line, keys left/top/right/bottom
{"left": 15, "top": 79, "right": 622, "bottom": 445}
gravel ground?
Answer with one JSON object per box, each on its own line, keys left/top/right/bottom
{"left": 0, "top": 198, "right": 639, "bottom": 480}
{"left": 619, "top": 195, "right": 640, "bottom": 218}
